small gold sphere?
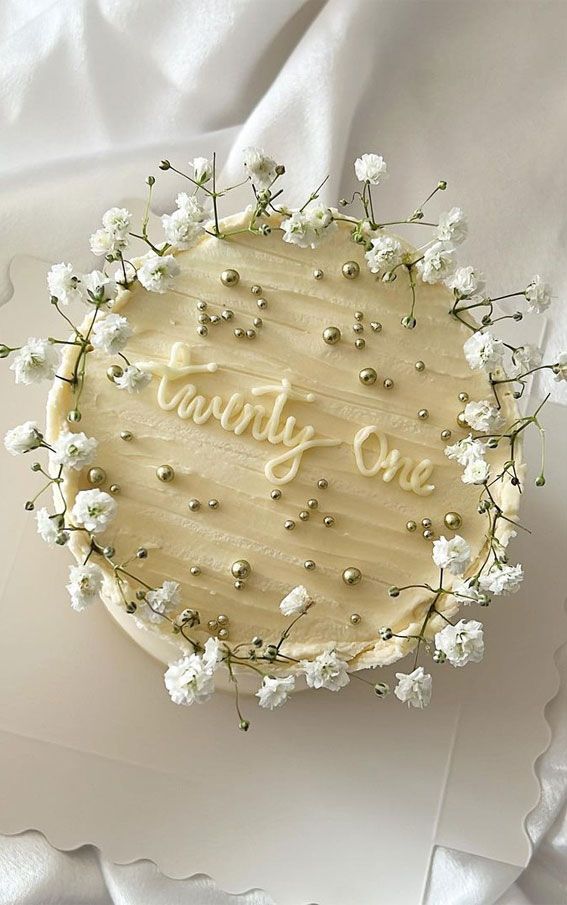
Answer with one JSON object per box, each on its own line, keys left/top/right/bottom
{"left": 313, "top": 269, "right": 324, "bottom": 280}
{"left": 209, "top": 314, "right": 221, "bottom": 326}
{"left": 299, "top": 510, "right": 310, "bottom": 521}
{"left": 156, "top": 464, "right": 175, "bottom": 482}
{"left": 323, "top": 515, "right": 335, "bottom": 527}
{"left": 323, "top": 325, "right": 341, "bottom": 345}
{"left": 88, "top": 466, "right": 106, "bottom": 486}
{"left": 307, "top": 498, "right": 319, "bottom": 510}
{"left": 106, "top": 364, "right": 123, "bottom": 382}
{"left": 208, "top": 498, "right": 219, "bottom": 509}
{"left": 231, "top": 559, "right": 251, "bottom": 580}
{"left": 342, "top": 261, "right": 360, "bottom": 280}
{"left": 234, "top": 579, "right": 245, "bottom": 590}
{"left": 198, "top": 313, "right": 210, "bottom": 324}
{"left": 456, "top": 411, "right": 468, "bottom": 429}
{"left": 270, "top": 488, "right": 282, "bottom": 500}
{"left": 317, "top": 478, "right": 328, "bottom": 490}
{"left": 444, "top": 511, "right": 462, "bottom": 530}
{"left": 354, "top": 311, "right": 364, "bottom": 322}
{"left": 370, "top": 321, "right": 382, "bottom": 333}
{"left": 197, "top": 325, "right": 208, "bottom": 337}
{"left": 353, "top": 322, "right": 364, "bottom": 334}
{"left": 423, "top": 528, "right": 434, "bottom": 540}
{"left": 421, "top": 517, "right": 432, "bottom": 528}
{"left": 342, "top": 567, "right": 362, "bottom": 586}
{"left": 208, "top": 619, "right": 218, "bottom": 631}
{"left": 234, "top": 327, "right": 245, "bottom": 338}
{"left": 257, "top": 297, "right": 268, "bottom": 309}
{"left": 197, "top": 300, "right": 207, "bottom": 311}
{"left": 109, "top": 483, "right": 120, "bottom": 494}
{"left": 218, "top": 627, "right": 229, "bottom": 640}
{"left": 304, "top": 560, "right": 316, "bottom": 570}
{"left": 284, "top": 519, "right": 295, "bottom": 530}
{"left": 458, "top": 391, "right": 469, "bottom": 403}
{"left": 220, "top": 268, "right": 240, "bottom": 287}
{"left": 418, "top": 408, "right": 429, "bottom": 420}
{"left": 217, "top": 613, "right": 229, "bottom": 626}
{"left": 441, "top": 429, "right": 452, "bottom": 441}
{"left": 188, "top": 498, "right": 201, "bottom": 511}
{"left": 221, "top": 309, "right": 234, "bottom": 321}
{"left": 190, "top": 566, "right": 201, "bottom": 576}
{"left": 359, "top": 367, "right": 377, "bottom": 386}
{"left": 383, "top": 378, "right": 394, "bottom": 389}
{"left": 245, "top": 329, "right": 256, "bottom": 339}
{"left": 120, "top": 430, "right": 133, "bottom": 441}
{"left": 350, "top": 613, "right": 361, "bottom": 625}
{"left": 354, "top": 337, "right": 366, "bottom": 350}
{"left": 250, "top": 284, "right": 262, "bottom": 295}
{"left": 67, "top": 409, "right": 82, "bottom": 423}
{"left": 415, "top": 360, "right": 425, "bottom": 372}
{"left": 406, "top": 520, "right": 417, "bottom": 532}
{"left": 253, "top": 317, "right": 263, "bottom": 328}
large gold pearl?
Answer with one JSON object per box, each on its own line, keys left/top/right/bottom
{"left": 231, "top": 559, "right": 251, "bottom": 580}
{"left": 342, "top": 567, "right": 362, "bottom": 586}
{"left": 444, "top": 511, "right": 462, "bottom": 530}
{"left": 323, "top": 326, "right": 341, "bottom": 345}
{"left": 342, "top": 261, "right": 360, "bottom": 279}
{"left": 456, "top": 411, "right": 468, "bottom": 429}
{"left": 359, "top": 367, "right": 377, "bottom": 386}
{"left": 87, "top": 466, "right": 106, "bottom": 486}
{"left": 220, "top": 269, "right": 240, "bottom": 287}
{"left": 156, "top": 464, "right": 175, "bottom": 482}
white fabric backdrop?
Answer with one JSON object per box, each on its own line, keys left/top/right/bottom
{"left": 1, "top": 1, "right": 566, "bottom": 902}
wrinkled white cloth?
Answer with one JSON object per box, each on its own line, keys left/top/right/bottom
{"left": 1, "top": 1, "right": 566, "bottom": 903}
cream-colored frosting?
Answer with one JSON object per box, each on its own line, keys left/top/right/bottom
{"left": 47, "top": 211, "right": 521, "bottom": 671}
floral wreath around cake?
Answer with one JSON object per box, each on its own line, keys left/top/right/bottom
{"left": 2, "top": 149, "right": 564, "bottom": 728}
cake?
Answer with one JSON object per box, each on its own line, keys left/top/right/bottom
{"left": 4, "top": 149, "right": 558, "bottom": 725}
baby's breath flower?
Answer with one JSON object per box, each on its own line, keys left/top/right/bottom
{"left": 435, "top": 619, "right": 484, "bottom": 667}
{"left": 141, "top": 580, "right": 181, "bottom": 624}
{"left": 444, "top": 434, "right": 487, "bottom": 466}
{"left": 82, "top": 270, "right": 118, "bottom": 305}
{"left": 524, "top": 275, "right": 552, "bottom": 313}
{"left": 279, "top": 585, "right": 312, "bottom": 616}
{"left": 364, "top": 235, "right": 403, "bottom": 273}
{"left": 462, "top": 458, "right": 490, "bottom": 485}
{"left": 4, "top": 420, "right": 43, "bottom": 455}
{"left": 137, "top": 253, "right": 180, "bottom": 293}
{"left": 479, "top": 563, "right": 523, "bottom": 595}
{"left": 510, "top": 343, "right": 543, "bottom": 377}
{"left": 463, "top": 330, "right": 505, "bottom": 371}
{"left": 91, "top": 313, "right": 133, "bottom": 354}
{"left": 161, "top": 197, "right": 210, "bottom": 250}
{"left": 452, "top": 579, "right": 485, "bottom": 605}
{"left": 89, "top": 228, "right": 127, "bottom": 258}
{"left": 354, "top": 153, "right": 388, "bottom": 185}
{"left": 432, "top": 535, "right": 471, "bottom": 575}
{"left": 554, "top": 352, "right": 567, "bottom": 381}
{"left": 191, "top": 156, "right": 213, "bottom": 184}
{"left": 243, "top": 146, "right": 279, "bottom": 190}
{"left": 51, "top": 429, "right": 97, "bottom": 470}
{"left": 35, "top": 508, "right": 60, "bottom": 545}
{"left": 417, "top": 242, "right": 456, "bottom": 284}
{"left": 300, "top": 650, "right": 350, "bottom": 691}
{"left": 67, "top": 562, "right": 104, "bottom": 611}
{"left": 281, "top": 204, "right": 336, "bottom": 249}
{"left": 436, "top": 207, "right": 467, "bottom": 245}
{"left": 47, "top": 263, "right": 85, "bottom": 305}
{"left": 114, "top": 364, "right": 152, "bottom": 393}
{"left": 394, "top": 667, "right": 432, "bottom": 708}
{"left": 464, "top": 400, "right": 504, "bottom": 432}
{"left": 446, "top": 266, "right": 484, "bottom": 297}
{"left": 71, "top": 489, "right": 117, "bottom": 533}
{"left": 256, "top": 674, "right": 295, "bottom": 709}
{"left": 164, "top": 652, "right": 216, "bottom": 705}
{"left": 10, "top": 338, "right": 60, "bottom": 385}
{"left": 102, "top": 207, "right": 131, "bottom": 236}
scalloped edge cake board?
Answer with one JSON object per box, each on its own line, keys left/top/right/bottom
{"left": 0, "top": 255, "right": 564, "bottom": 905}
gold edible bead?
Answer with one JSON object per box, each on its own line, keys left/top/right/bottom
{"left": 304, "top": 560, "right": 316, "bottom": 570}
{"left": 354, "top": 337, "right": 366, "bottom": 350}
{"left": 245, "top": 329, "right": 256, "bottom": 339}
{"left": 406, "top": 520, "right": 417, "bottom": 532}
{"left": 299, "top": 510, "right": 310, "bottom": 521}
{"left": 353, "top": 323, "right": 364, "bottom": 334}
{"left": 458, "top": 392, "right": 469, "bottom": 403}
{"left": 190, "top": 566, "right": 201, "bottom": 576}
{"left": 156, "top": 464, "right": 175, "bottom": 482}
{"left": 231, "top": 559, "right": 251, "bottom": 579}
{"left": 221, "top": 309, "right": 234, "bottom": 321}
{"left": 342, "top": 567, "right": 362, "bottom": 586}
{"left": 197, "top": 325, "right": 208, "bottom": 337}
{"left": 250, "top": 284, "right": 262, "bottom": 295}
{"left": 421, "top": 518, "right": 432, "bottom": 528}
{"left": 270, "top": 489, "right": 282, "bottom": 500}
{"left": 383, "top": 378, "right": 394, "bottom": 389}
{"left": 209, "top": 314, "right": 221, "bottom": 326}
{"left": 370, "top": 322, "right": 382, "bottom": 333}
{"left": 284, "top": 519, "right": 295, "bottom": 530}
{"left": 106, "top": 364, "right": 123, "bottom": 382}
{"left": 323, "top": 515, "right": 335, "bottom": 527}
{"left": 197, "top": 300, "right": 208, "bottom": 311}
{"left": 217, "top": 627, "right": 229, "bottom": 640}
{"left": 323, "top": 325, "right": 341, "bottom": 345}
{"left": 307, "top": 498, "right": 318, "bottom": 510}
{"left": 441, "top": 429, "right": 452, "bottom": 441}
{"left": 418, "top": 408, "right": 429, "bottom": 420}
{"left": 220, "top": 268, "right": 240, "bottom": 287}
{"left": 423, "top": 528, "right": 434, "bottom": 540}
{"left": 415, "top": 360, "right": 425, "bottom": 372}
{"left": 88, "top": 466, "right": 106, "bottom": 486}
{"left": 253, "top": 317, "right": 263, "bottom": 328}
{"left": 208, "top": 498, "right": 219, "bottom": 509}
{"left": 317, "top": 478, "right": 328, "bottom": 490}
{"left": 342, "top": 261, "right": 360, "bottom": 279}
{"left": 234, "top": 579, "right": 245, "bottom": 590}
{"left": 359, "top": 367, "right": 377, "bottom": 386}
{"left": 313, "top": 269, "right": 324, "bottom": 280}
{"left": 350, "top": 613, "right": 361, "bottom": 625}
{"left": 208, "top": 619, "right": 218, "bottom": 631}
{"left": 444, "top": 511, "right": 462, "bottom": 530}
{"left": 109, "top": 483, "right": 120, "bottom": 494}
{"left": 217, "top": 613, "right": 229, "bottom": 626}
{"left": 457, "top": 411, "right": 468, "bottom": 429}
{"left": 188, "top": 498, "right": 201, "bottom": 511}
{"left": 354, "top": 311, "right": 364, "bottom": 321}
{"left": 257, "top": 297, "right": 268, "bottom": 309}
{"left": 234, "top": 327, "right": 245, "bottom": 338}
{"left": 120, "top": 430, "right": 133, "bottom": 441}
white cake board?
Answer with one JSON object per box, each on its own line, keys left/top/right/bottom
{"left": 0, "top": 255, "right": 564, "bottom": 905}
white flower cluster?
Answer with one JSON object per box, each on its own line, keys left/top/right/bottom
{"left": 445, "top": 432, "right": 490, "bottom": 485}
{"left": 67, "top": 563, "right": 104, "bottom": 612}
{"left": 243, "top": 146, "right": 280, "bottom": 190}
{"left": 51, "top": 430, "right": 97, "bottom": 470}
{"left": 161, "top": 192, "right": 211, "bottom": 250}
{"left": 91, "top": 312, "right": 133, "bottom": 354}
{"left": 71, "top": 488, "right": 117, "bottom": 534}
{"left": 47, "top": 262, "right": 119, "bottom": 308}
{"left": 139, "top": 580, "right": 181, "bottom": 625}
{"left": 164, "top": 637, "right": 222, "bottom": 706}
{"left": 137, "top": 252, "right": 180, "bottom": 293}
{"left": 10, "top": 338, "right": 60, "bottom": 385}
{"left": 90, "top": 207, "right": 131, "bottom": 258}
{"left": 281, "top": 204, "right": 337, "bottom": 249}
{"left": 4, "top": 420, "right": 43, "bottom": 455}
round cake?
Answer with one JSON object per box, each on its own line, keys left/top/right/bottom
{"left": 46, "top": 211, "right": 519, "bottom": 677}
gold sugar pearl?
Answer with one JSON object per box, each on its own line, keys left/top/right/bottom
{"left": 217, "top": 613, "right": 229, "bottom": 626}
{"left": 342, "top": 567, "right": 362, "bottom": 586}
{"left": 323, "top": 326, "right": 341, "bottom": 345}
{"left": 198, "top": 313, "right": 210, "bottom": 324}
{"left": 221, "top": 309, "right": 234, "bottom": 321}
{"left": 231, "top": 560, "right": 251, "bottom": 579}
{"left": 88, "top": 466, "right": 106, "bottom": 486}
{"left": 208, "top": 619, "right": 218, "bottom": 631}
{"left": 456, "top": 411, "right": 468, "bottom": 429}
{"left": 415, "top": 360, "right": 425, "bottom": 372}
{"left": 284, "top": 519, "right": 295, "bottom": 530}
{"left": 120, "top": 430, "right": 133, "bottom": 441}
{"left": 342, "top": 261, "right": 360, "bottom": 280}
{"left": 313, "top": 269, "right": 324, "bottom": 280}
{"left": 444, "top": 511, "right": 462, "bottom": 530}
{"left": 270, "top": 489, "right": 282, "bottom": 500}
{"left": 370, "top": 322, "right": 382, "bottom": 333}
{"left": 317, "top": 478, "right": 328, "bottom": 490}
{"left": 208, "top": 498, "right": 219, "bottom": 509}
{"left": 190, "top": 566, "right": 201, "bottom": 576}
{"left": 107, "top": 364, "right": 123, "bottom": 382}
{"left": 423, "top": 529, "right": 434, "bottom": 540}
{"left": 353, "top": 323, "right": 364, "bottom": 334}
{"left": 323, "top": 515, "right": 335, "bottom": 527}
{"left": 246, "top": 329, "right": 256, "bottom": 339}
{"left": 406, "top": 520, "right": 417, "bottom": 532}
{"left": 441, "top": 429, "right": 452, "bottom": 441}
{"left": 109, "top": 483, "right": 120, "bottom": 494}
{"left": 250, "top": 285, "right": 262, "bottom": 295}
{"left": 197, "top": 325, "right": 208, "bottom": 337}
{"left": 350, "top": 613, "right": 361, "bottom": 625}
{"left": 156, "top": 464, "right": 175, "bottom": 483}
{"left": 354, "top": 311, "right": 364, "bottom": 322}
{"left": 307, "top": 498, "right": 319, "bottom": 510}
{"left": 188, "top": 498, "right": 201, "bottom": 511}
{"left": 421, "top": 518, "right": 432, "bottom": 528}
{"left": 209, "top": 314, "right": 221, "bottom": 326}
{"left": 253, "top": 317, "right": 263, "bottom": 328}
{"left": 458, "top": 392, "right": 469, "bottom": 403}
{"left": 383, "top": 378, "right": 394, "bottom": 389}
{"left": 197, "top": 300, "right": 208, "bottom": 311}
{"left": 354, "top": 337, "right": 366, "bottom": 350}
{"left": 234, "top": 327, "right": 245, "bottom": 338}
{"left": 218, "top": 627, "right": 229, "bottom": 640}
{"left": 304, "top": 560, "right": 316, "bottom": 570}
{"left": 299, "top": 510, "right": 310, "bottom": 521}
{"left": 220, "top": 269, "right": 240, "bottom": 287}
{"left": 418, "top": 408, "right": 429, "bottom": 420}
{"left": 359, "top": 367, "right": 377, "bottom": 386}
{"left": 257, "top": 298, "right": 268, "bottom": 309}
{"left": 234, "top": 580, "right": 245, "bottom": 590}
